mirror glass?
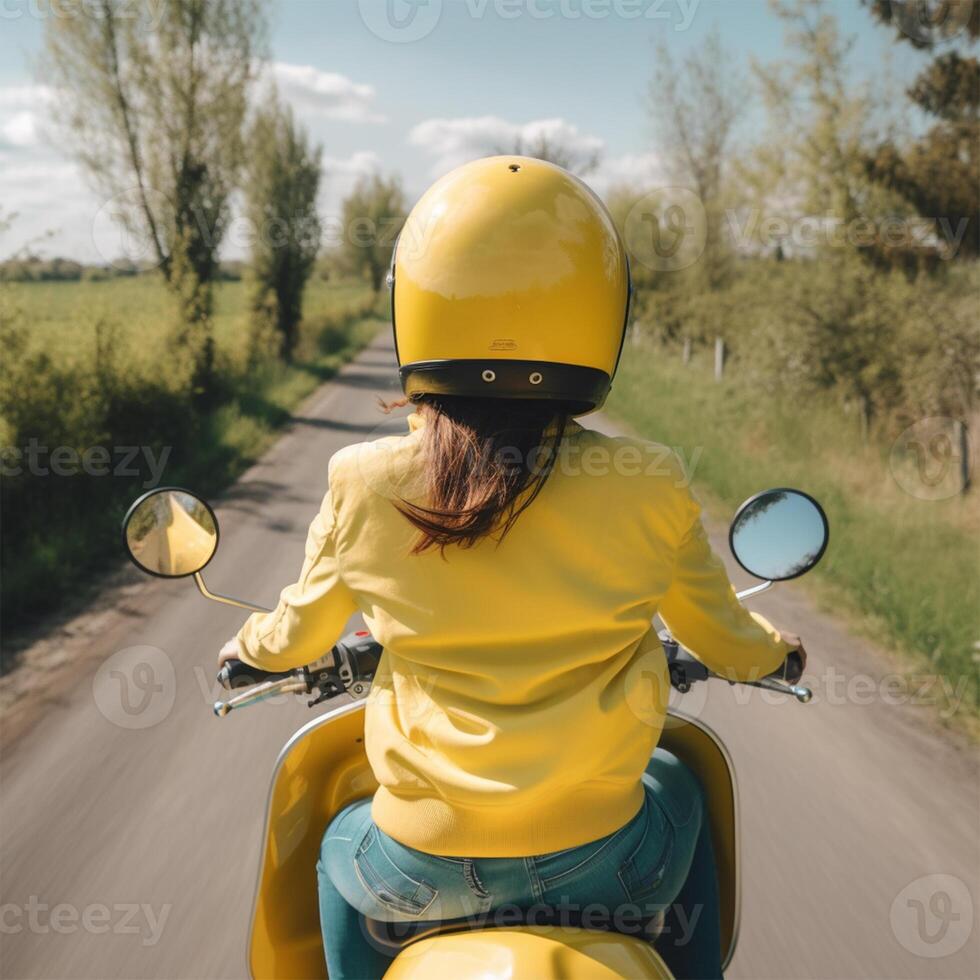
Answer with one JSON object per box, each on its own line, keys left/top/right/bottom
{"left": 729, "top": 488, "right": 828, "bottom": 581}
{"left": 123, "top": 488, "right": 218, "bottom": 578}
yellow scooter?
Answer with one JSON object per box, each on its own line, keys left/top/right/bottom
{"left": 122, "top": 485, "right": 828, "bottom": 979}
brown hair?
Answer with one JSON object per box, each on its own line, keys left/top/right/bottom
{"left": 396, "top": 395, "right": 571, "bottom": 554}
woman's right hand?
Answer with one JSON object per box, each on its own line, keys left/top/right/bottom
{"left": 777, "top": 633, "right": 807, "bottom": 683}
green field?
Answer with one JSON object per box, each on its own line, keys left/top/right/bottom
{"left": 1, "top": 275, "right": 384, "bottom": 651}
{"left": 6, "top": 276, "right": 371, "bottom": 368}
{"left": 607, "top": 339, "right": 980, "bottom": 722}
{"left": 4, "top": 275, "right": 978, "bottom": 727}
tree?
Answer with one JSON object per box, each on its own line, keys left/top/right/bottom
{"left": 337, "top": 174, "right": 406, "bottom": 293}
{"left": 648, "top": 28, "right": 746, "bottom": 292}
{"left": 43, "top": 0, "right": 266, "bottom": 388}
{"left": 244, "top": 93, "right": 323, "bottom": 361}
{"left": 862, "top": 0, "right": 979, "bottom": 259}
{"left": 492, "top": 129, "right": 601, "bottom": 175}
{"left": 753, "top": 4, "right": 879, "bottom": 228}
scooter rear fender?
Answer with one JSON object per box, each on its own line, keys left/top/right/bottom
{"left": 247, "top": 702, "right": 738, "bottom": 980}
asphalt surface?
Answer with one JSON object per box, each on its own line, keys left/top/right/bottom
{"left": 1, "top": 331, "right": 977, "bottom": 979}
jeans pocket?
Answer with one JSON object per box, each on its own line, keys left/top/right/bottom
{"left": 353, "top": 826, "right": 438, "bottom": 918}
{"left": 534, "top": 802, "right": 645, "bottom": 892}
{"left": 617, "top": 797, "right": 674, "bottom": 906}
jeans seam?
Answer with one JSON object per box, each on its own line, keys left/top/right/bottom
{"left": 618, "top": 823, "right": 675, "bottom": 905}
{"left": 373, "top": 830, "right": 436, "bottom": 893}
{"left": 462, "top": 860, "right": 490, "bottom": 900}
{"left": 536, "top": 817, "right": 638, "bottom": 886}
{"left": 352, "top": 855, "right": 436, "bottom": 918}
{"left": 524, "top": 857, "right": 544, "bottom": 902}
{"left": 354, "top": 827, "right": 439, "bottom": 917}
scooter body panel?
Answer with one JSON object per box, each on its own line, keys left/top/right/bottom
{"left": 248, "top": 702, "right": 738, "bottom": 980}
{"left": 382, "top": 926, "right": 673, "bottom": 979}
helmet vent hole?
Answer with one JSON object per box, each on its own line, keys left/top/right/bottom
{"left": 482, "top": 369, "right": 496, "bottom": 383}
{"left": 529, "top": 372, "right": 543, "bottom": 385}
{"left": 508, "top": 164, "right": 521, "bottom": 173}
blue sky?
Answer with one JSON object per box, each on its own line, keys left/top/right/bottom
{"left": 0, "top": 0, "right": 929, "bottom": 261}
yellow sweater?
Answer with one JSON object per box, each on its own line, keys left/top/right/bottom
{"left": 237, "top": 414, "right": 787, "bottom": 856}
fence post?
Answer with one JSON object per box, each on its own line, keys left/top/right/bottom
{"left": 714, "top": 336, "right": 725, "bottom": 381}
{"left": 954, "top": 419, "right": 971, "bottom": 493}
{"left": 682, "top": 336, "right": 691, "bottom": 365}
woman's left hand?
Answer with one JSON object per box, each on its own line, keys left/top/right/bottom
{"left": 217, "top": 637, "right": 241, "bottom": 669}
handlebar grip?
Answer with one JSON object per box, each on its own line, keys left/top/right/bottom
{"left": 766, "top": 649, "right": 806, "bottom": 686}
{"left": 217, "top": 659, "right": 294, "bottom": 691}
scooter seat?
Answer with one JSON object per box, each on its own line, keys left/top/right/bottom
{"left": 364, "top": 908, "right": 665, "bottom": 954}
{"left": 381, "top": 925, "right": 674, "bottom": 979}
{"left": 361, "top": 912, "right": 664, "bottom": 955}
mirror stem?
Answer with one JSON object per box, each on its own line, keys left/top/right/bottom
{"left": 193, "top": 573, "right": 272, "bottom": 614}
{"left": 735, "top": 580, "right": 773, "bottom": 601}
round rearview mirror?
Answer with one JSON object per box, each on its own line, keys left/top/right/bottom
{"left": 729, "top": 488, "right": 828, "bottom": 582}
{"left": 122, "top": 488, "right": 219, "bottom": 578}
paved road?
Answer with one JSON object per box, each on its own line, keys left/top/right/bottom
{"left": 1, "top": 332, "right": 977, "bottom": 979}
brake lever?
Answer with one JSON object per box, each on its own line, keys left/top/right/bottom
{"left": 660, "top": 630, "right": 811, "bottom": 703}
{"left": 213, "top": 674, "right": 309, "bottom": 717}
{"left": 740, "top": 676, "right": 813, "bottom": 703}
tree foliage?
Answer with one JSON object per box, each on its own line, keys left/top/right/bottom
{"left": 43, "top": 0, "right": 267, "bottom": 385}
{"left": 244, "top": 93, "right": 323, "bottom": 361}
{"left": 335, "top": 174, "right": 407, "bottom": 293}
{"left": 862, "top": 0, "right": 979, "bottom": 258}
{"left": 492, "top": 130, "right": 601, "bottom": 175}
{"left": 648, "top": 28, "right": 746, "bottom": 291}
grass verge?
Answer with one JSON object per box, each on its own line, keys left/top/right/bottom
{"left": 606, "top": 339, "right": 980, "bottom": 723}
{"left": 1, "top": 278, "right": 384, "bottom": 659}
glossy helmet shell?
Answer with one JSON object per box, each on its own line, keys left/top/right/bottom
{"left": 390, "top": 156, "right": 631, "bottom": 415}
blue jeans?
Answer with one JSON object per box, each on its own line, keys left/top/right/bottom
{"left": 318, "top": 750, "right": 721, "bottom": 979}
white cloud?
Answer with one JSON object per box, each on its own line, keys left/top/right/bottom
{"left": 270, "top": 62, "right": 386, "bottom": 124}
{"left": 409, "top": 115, "right": 604, "bottom": 176}
{"left": 1, "top": 111, "right": 39, "bottom": 148}
{"left": 0, "top": 85, "right": 56, "bottom": 109}
{"left": 588, "top": 152, "right": 664, "bottom": 196}
{"left": 323, "top": 150, "right": 381, "bottom": 177}
{"left": 0, "top": 85, "right": 56, "bottom": 149}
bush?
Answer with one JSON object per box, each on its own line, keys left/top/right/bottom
{"left": 0, "top": 278, "right": 381, "bottom": 650}
{"left": 632, "top": 257, "right": 980, "bottom": 438}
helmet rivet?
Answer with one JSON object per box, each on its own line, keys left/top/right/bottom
{"left": 482, "top": 369, "right": 496, "bottom": 383}
{"left": 508, "top": 164, "right": 521, "bottom": 173}
{"left": 529, "top": 372, "right": 543, "bottom": 385}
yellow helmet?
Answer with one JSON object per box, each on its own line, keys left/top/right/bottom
{"left": 390, "top": 156, "right": 631, "bottom": 414}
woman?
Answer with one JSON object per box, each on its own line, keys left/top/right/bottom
{"left": 223, "top": 157, "right": 804, "bottom": 979}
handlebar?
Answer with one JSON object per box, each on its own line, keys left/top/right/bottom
{"left": 214, "top": 674, "right": 309, "bottom": 716}
{"left": 213, "top": 628, "right": 809, "bottom": 717}
{"left": 217, "top": 660, "right": 290, "bottom": 689}
{"left": 661, "top": 630, "right": 812, "bottom": 703}
{"left": 213, "top": 630, "right": 383, "bottom": 717}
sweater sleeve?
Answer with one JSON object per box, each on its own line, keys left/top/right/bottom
{"left": 658, "top": 491, "right": 788, "bottom": 682}
{"left": 235, "top": 485, "right": 357, "bottom": 672}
